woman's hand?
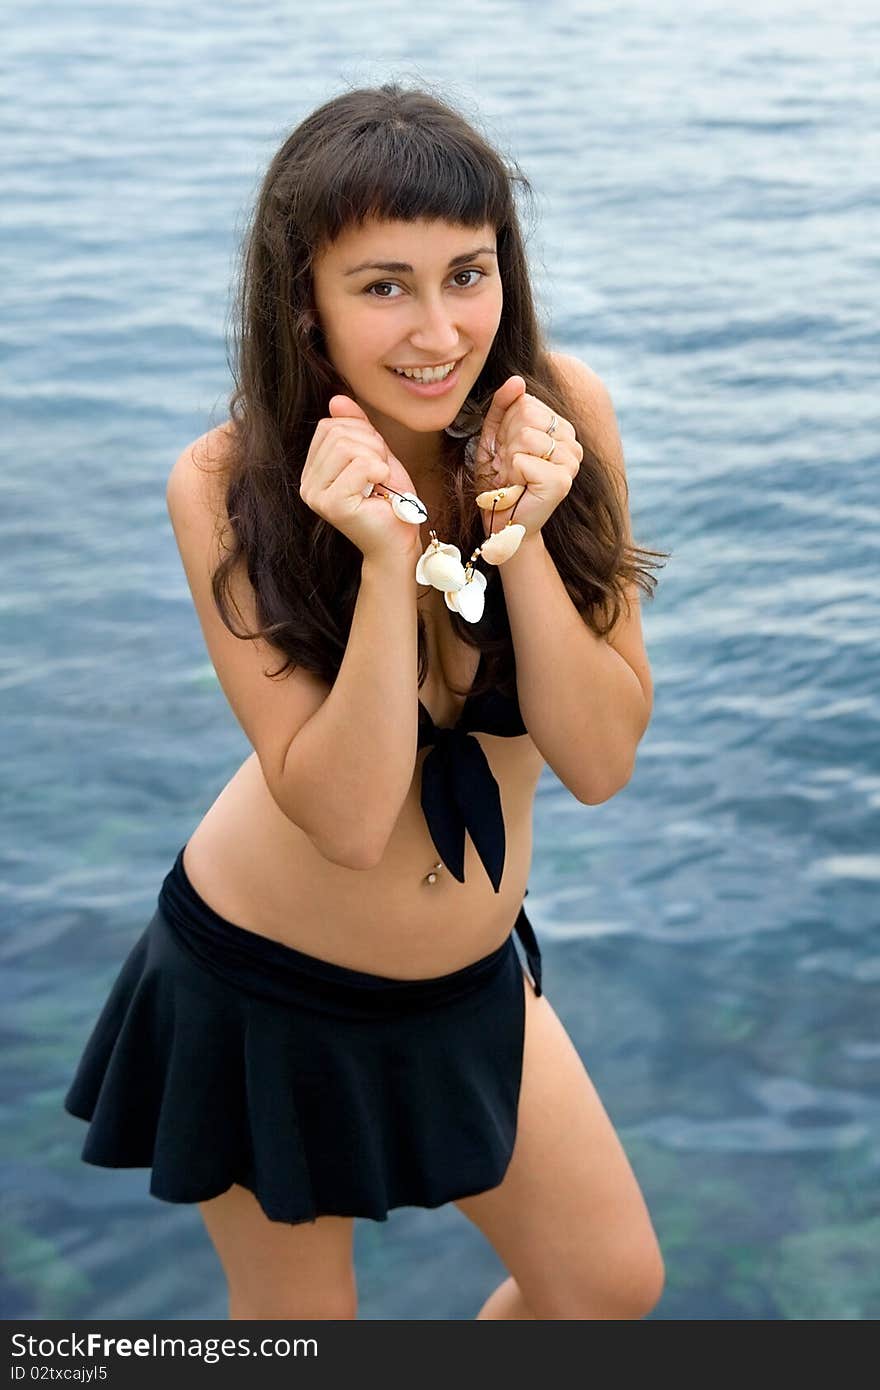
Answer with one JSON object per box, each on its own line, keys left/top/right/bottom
{"left": 300, "top": 396, "right": 423, "bottom": 564}
{"left": 473, "top": 376, "right": 584, "bottom": 540}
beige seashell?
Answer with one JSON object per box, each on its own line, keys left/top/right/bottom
{"left": 416, "top": 542, "right": 467, "bottom": 591}
{"left": 479, "top": 524, "right": 526, "bottom": 564}
{"left": 445, "top": 568, "right": 487, "bottom": 623}
{"left": 475, "top": 483, "right": 526, "bottom": 512}
{"left": 415, "top": 540, "right": 460, "bottom": 585}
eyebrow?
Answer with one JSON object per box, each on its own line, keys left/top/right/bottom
{"left": 343, "top": 246, "right": 498, "bottom": 276}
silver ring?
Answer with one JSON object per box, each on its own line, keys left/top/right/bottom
{"left": 547, "top": 411, "right": 558, "bottom": 435}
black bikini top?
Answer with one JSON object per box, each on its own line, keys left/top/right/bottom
{"left": 417, "top": 653, "right": 527, "bottom": 894}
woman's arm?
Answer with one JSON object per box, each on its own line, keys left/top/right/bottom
{"left": 500, "top": 531, "right": 651, "bottom": 803}
{"left": 167, "top": 432, "right": 419, "bottom": 870}
{"left": 278, "top": 551, "right": 420, "bottom": 866}
{"left": 500, "top": 358, "right": 653, "bottom": 804}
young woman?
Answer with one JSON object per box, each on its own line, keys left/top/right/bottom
{"left": 64, "top": 82, "right": 668, "bottom": 1320}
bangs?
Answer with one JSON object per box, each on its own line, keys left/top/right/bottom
{"left": 308, "top": 121, "right": 512, "bottom": 245}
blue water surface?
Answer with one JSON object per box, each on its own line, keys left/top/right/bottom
{"left": 2, "top": 0, "right": 878, "bottom": 1321}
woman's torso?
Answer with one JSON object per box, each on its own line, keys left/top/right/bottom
{"left": 183, "top": 504, "right": 545, "bottom": 979}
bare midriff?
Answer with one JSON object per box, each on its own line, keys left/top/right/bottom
{"left": 182, "top": 733, "right": 544, "bottom": 979}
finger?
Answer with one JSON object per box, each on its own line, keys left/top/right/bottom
{"left": 309, "top": 413, "right": 386, "bottom": 469}
{"left": 509, "top": 451, "right": 576, "bottom": 490}
{"left": 558, "top": 418, "right": 580, "bottom": 443}
{"left": 322, "top": 417, "right": 389, "bottom": 445}
{"left": 328, "top": 394, "right": 372, "bottom": 421}
{"left": 348, "top": 455, "right": 392, "bottom": 497}
{"left": 323, "top": 424, "right": 391, "bottom": 483}
{"left": 307, "top": 435, "right": 386, "bottom": 498}
{"left": 325, "top": 454, "right": 391, "bottom": 507}
{"left": 325, "top": 410, "right": 396, "bottom": 471}
{"left": 328, "top": 435, "right": 392, "bottom": 489}
{"left": 511, "top": 427, "right": 582, "bottom": 469}
{"left": 518, "top": 424, "right": 564, "bottom": 460}
{"left": 520, "top": 397, "right": 579, "bottom": 446}
{"left": 476, "top": 375, "right": 527, "bottom": 465}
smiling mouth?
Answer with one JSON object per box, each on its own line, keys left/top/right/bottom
{"left": 384, "top": 360, "right": 466, "bottom": 399}
{"left": 388, "top": 356, "right": 465, "bottom": 382}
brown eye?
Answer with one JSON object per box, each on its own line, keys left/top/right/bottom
{"left": 452, "top": 269, "right": 485, "bottom": 288}
{"left": 364, "top": 268, "right": 487, "bottom": 298}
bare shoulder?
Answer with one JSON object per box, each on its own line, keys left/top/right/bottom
{"left": 164, "top": 418, "right": 332, "bottom": 821}
{"left": 546, "top": 348, "right": 603, "bottom": 389}
{"left": 547, "top": 351, "right": 617, "bottom": 438}
{"left": 167, "top": 419, "right": 237, "bottom": 516}
{"left": 546, "top": 349, "right": 631, "bottom": 535}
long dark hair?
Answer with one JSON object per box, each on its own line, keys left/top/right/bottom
{"left": 206, "top": 81, "right": 669, "bottom": 699}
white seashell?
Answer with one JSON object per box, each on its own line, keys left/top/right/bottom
{"left": 475, "top": 483, "right": 526, "bottom": 512}
{"left": 390, "top": 490, "right": 428, "bottom": 524}
{"left": 445, "top": 568, "right": 487, "bottom": 623}
{"left": 416, "top": 541, "right": 467, "bottom": 591}
{"left": 479, "top": 524, "right": 526, "bottom": 564}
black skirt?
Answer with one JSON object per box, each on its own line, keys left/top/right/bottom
{"left": 63, "top": 845, "right": 544, "bottom": 1226}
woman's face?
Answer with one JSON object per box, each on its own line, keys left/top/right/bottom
{"left": 311, "top": 216, "right": 503, "bottom": 471}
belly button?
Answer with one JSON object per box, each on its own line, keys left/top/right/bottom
{"left": 423, "top": 861, "right": 443, "bottom": 885}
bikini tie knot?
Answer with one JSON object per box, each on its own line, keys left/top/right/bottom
{"left": 419, "top": 725, "right": 506, "bottom": 893}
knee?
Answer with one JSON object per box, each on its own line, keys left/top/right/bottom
{"left": 608, "top": 1242, "right": 666, "bottom": 1319}
{"left": 591, "top": 1239, "right": 666, "bottom": 1320}
{"left": 535, "top": 1237, "right": 666, "bottom": 1321}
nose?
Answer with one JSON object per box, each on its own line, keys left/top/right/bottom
{"left": 407, "top": 291, "right": 461, "bottom": 358}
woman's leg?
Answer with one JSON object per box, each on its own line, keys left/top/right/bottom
{"left": 476, "top": 1274, "right": 536, "bottom": 1319}
{"left": 455, "top": 973, "right": 665, "bottom": 1320}
{"left": 198, "top": 1183, "right": 357, "bottom": 1319}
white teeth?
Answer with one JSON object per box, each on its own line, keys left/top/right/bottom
{"left": 392, "top": 361, "right": 457, "bottom": 382}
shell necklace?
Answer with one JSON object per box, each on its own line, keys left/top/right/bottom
{"left": 363, "top": 413, "right": 529, "bottom": 627}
